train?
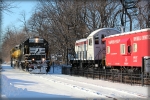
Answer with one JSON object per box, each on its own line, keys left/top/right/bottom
{"left": 70, "top": 28, "right": 150, "bottom": 75}
{"left": 10, "top": 36, "right": 51, "bottom": 74}
{"left": 103, "top": 28, "right": 150, "bottom": 74}
{"left": 70, "top": 28, "right": 120, "bottom": 72}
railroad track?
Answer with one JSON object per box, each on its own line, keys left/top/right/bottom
{"left": 32, "top": 74, "right": 147, "bottom": 99}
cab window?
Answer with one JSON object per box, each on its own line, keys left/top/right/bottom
{"left": 89, "top": 38, "right": 92, "bottom": 46}
{"left": 94, "top": 35, "right": 99, "bottom": 44}
{"left": 101, "top": 34, "right": 105, "bottom": 44}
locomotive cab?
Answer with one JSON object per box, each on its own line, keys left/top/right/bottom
{"left": 86, "top": 28, "right": 120, "bottom": 61}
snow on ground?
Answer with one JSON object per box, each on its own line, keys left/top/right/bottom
{"left": 1, "top": 64, "right": 150, "bottom": 100}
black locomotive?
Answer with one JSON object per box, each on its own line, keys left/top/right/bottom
{"left": 10, "top": 36, "right": 51, "bottom": 74}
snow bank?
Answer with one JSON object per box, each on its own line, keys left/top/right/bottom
{"left": 1, "top": 75, "right": 28, "bottom": 99}
{"left": 1, "top": 64, "right": 150, "bottom": 100}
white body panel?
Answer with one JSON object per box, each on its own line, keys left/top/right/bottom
{"left": 75, "top": 39, "right": 87, "bottom": 60}
{"left": 75, "top": 28, "right": 120, "bottom": 61}
{"left": 87, "top": 28, "right": 120, "bottom": 60}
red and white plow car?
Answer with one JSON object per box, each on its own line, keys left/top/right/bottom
{"left": 103, "top": 28, "right": 150, "bottom": 73}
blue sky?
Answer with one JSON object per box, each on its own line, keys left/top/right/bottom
{"left": 2, "top": 1, "right": 38, "bottom": 35}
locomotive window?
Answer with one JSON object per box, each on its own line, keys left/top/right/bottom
{"left": 120, "top": 44, "right": 125, "bottom": 54}
{"left": 101, "top": 34, "right": 105, "bottom": 44}
{"left": 94, "top": 35, "right": 99, "bottom": 44}
{"left": 82, "top": 51, "right": 84, "bottom": 59}
{"left": 76, "top": 52, "right": 78, "bottom": 59}
{"left": 89, "top": 38, "right": 92, "bottom": 46}
{"left": 80, "top": 51, "right": 83, "bottom": 60}
{"left": 78, "top": 51, "right": 80, "bottom": 59}
{"left": 79, "top": 51, "right": 81, "bottom": 60}
{"left": 133, "top": 43, "right": 137, "bottom": 52}
{"left": 107, "top": 46, "right": 110, "bottom": 54}
{"left": 77, "top": 51, "right": 79, "bottom": 59}
{"left": 24, "top": 45, "right": 28, "bottom": 54}
{"left": 84, "top": 51, "right": 87, "bottom": 59}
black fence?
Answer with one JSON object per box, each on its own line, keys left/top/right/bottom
{"left": 62, "top": 67, "right": 71, "bottom": 74}
{"left": 62, "top": 68, "right": 150, "bottom": 86}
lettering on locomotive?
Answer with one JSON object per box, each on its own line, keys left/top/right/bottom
{"left": 133, "top": 35, "right": 150, "bottom": 41}
{"left": 108, "top": 39, "right": 120, "bottom": 44}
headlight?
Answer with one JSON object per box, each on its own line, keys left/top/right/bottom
{"left": 103, "top": 66, "right": 105, "bottom": 69}
{"left": 42, "top": 58, "right": 45, "bottom": 61}
{"left": 32, "top": 58, "right": 34, "bottom": 61}
{"left": 95, "top": 64, "right": 98, "bottom": 67}
{"left": 35, "top": 38, "right": 38, "bottom": 43}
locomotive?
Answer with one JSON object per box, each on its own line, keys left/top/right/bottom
{"left": 10, "top": 36, "right": 51, "bottom": 74}
{"left": 70, "top": 28, "right": 120, "bottom": 71}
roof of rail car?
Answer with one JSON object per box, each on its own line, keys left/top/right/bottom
{"left": 76, "top": 38, "right": 87, "bottom": 43}
{"left": 105, "top": 28, "right": 150, "bottom": 38}
{"left": 88, "top": 28, "right": 120, "bottom": 37}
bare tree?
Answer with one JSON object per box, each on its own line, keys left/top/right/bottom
{"left": 111, "top": 0, "right": 139, "bottom": 32}
{"left": 136, "top": 0, "right": 150, "bottom": 29}
{"left": 18, "top": 10, "right": 31, "bottom": 38}
{"left": 18, "top": 0, "right": 147, "bottom": 64}
{"left": 27, "top": 0, "right": 130, "bottom": 63}
{"left": 0, "top": 0, "right": 17, "bottom": 63}
{"left": 36, "top": 0, "right": 90, "bottom": 63}
{"left": 2, "top": 26, "right": 27, "bottom": 62}
{"left": 0, "top": 0, "right": 16, "bottom": 13}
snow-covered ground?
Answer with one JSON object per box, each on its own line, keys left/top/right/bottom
{"left": 1, "top": 64, "right": 150, "bottom": 100}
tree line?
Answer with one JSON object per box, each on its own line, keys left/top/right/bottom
{"left": 1, "top": 0, "right": 150, "bottom": 63}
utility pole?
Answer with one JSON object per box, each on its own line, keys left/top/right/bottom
{"left": 0, "top": 0, "right": 2, "bottom": 64}
{"left": 148, "top": 15, "right": 150, "bottom": 28}
{"left": 67, "top": 25, "right": 69, "bottom": 65}
{"left": 120, "top": 0, "right": 126, "bottom": 32}
{"left": 67, "top": 47, "right": 68, "bottom": 65}
{"left": 66, "top": 24, "right": 72, "bottom": 65}
{"left": 148, "top": 1, "right": 150, "bottom": 28}
{"left": 53, "top": 62, "right": 54, "bottom": 73}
